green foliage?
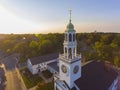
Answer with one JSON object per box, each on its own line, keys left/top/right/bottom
{"left": 20, "top": 68, "right": 43, "bottom": 89}
{"left": 100, "top": 34, "right": 114, "bottom": 44}
{"left": 110, "top": 43, "right": 118, "bottom": 48}
{"left": 0, "top": 33, "right": 120, "bottom": 66}
{"left": 42, "top": 70, "right": 53, "bottom": 79}
{"left": 114, "top": 56, "right": 120, "bottom": 67}
{"left": 39, "top": 40, "right": 53, "bottom": 54}
{"left": 112, "top": 34, "right": 120, "bottom": 46}
{"left": 36, "top": 81, "right": 54, "bottom": 90}
{"left": 87, "top": 52, "right": 99, "bottom": 61}
{"left": 94, "top": 41, "right": 113, "bottom": 62}
{"left": 29, "top": 40, "right": 38, "bottom": 49}
{"left": 6, "top": 49, "right": 11, "bottom": 54}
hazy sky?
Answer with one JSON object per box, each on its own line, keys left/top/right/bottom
{"left": 0, "top": 0, "right": 120, "bottom": 34}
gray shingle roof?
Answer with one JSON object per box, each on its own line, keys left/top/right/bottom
{"left": 71, "top": 87, "right": 76, "bottom": 90}
{"left": 75, "top": 61, "right": 118, "bottom": 90}
{"left": 47, "top": 61, "right": 59, "bottom": 72}
{"left": 29, "top": 53, "right": 59, "bottom": 65}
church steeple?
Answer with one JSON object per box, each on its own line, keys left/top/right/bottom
{"left": 55, "top": 10, "right": 82, "bottom": 90}
{"left": 63, "top": 9, "right": 77, "bottom": 60}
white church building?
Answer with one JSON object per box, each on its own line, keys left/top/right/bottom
{"left": 27, "top": 11, "right": 118, "bottom": 90}
{"left": 27, "top": 53, "right": 59, "bottom": 75}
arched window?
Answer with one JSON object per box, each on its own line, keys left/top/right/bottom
{"left": 73, "top": 34, "right": 75, "bottom": 41}
{"left": 69, "top": 34, "right": 72, "bottom": 42}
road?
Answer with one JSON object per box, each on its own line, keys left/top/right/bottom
{"left": 5, "top": 70, "right": 22, "bottom": 90}
{"left": 0, "top": 65, "right": 6, "bottom": 90}
{"left": 0, "top": 54, "right": 25, "bottom": 90}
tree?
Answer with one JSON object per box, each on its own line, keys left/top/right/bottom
{"left": 94, "top": 41, "right": 113, "bottom": 62}
{"left": 39, "top": 40, "right": 54, "bottom": 54}
{"left": 112, "top": 34, "right": 120, "bottom": 46}
{"left": 29, "top": 40, "right": 38, "bottom": 49}
{"left": 100, "top": 34, "right": 114, "bottom": 44}
{"left": 28, "top": 40, "right": 39, "bottom": 57}
{"left": 114, "top": 56, "right": 120, "bottom": 67}
{"left": 13, "top": 42, "right": 29, "bottom": 57}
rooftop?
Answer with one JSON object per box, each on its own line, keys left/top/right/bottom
{"left": 75, "top": 61, "right": 118, "bottom": 90}
{"left": 29, "top": 53, "right": 59, "bottom": 65}
{"left": 47, "top": 61, "right": 59, "bottom": 72}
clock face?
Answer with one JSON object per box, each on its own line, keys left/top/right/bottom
{"left": 61, "top": 65, "right": 67, "bottom": 73}
{"left": 73, "top": 65, "right": 79, "bottom": 74}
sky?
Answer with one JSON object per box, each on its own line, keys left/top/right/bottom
{"left": 0, "top": 0, "right": 120, "bottom": 34}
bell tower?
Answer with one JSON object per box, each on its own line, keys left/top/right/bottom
{"left": 58, "top": 9, "right": 82, "bottom": 89}
{"left": 63, "top": 9, "right": 77, "bottom": 60}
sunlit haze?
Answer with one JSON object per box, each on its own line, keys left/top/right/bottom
{"left": 0, "top": 0, "right": 120, "bottom": 34}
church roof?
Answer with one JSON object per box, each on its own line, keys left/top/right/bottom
{"left": 71, "top": 87, "right": 77, "bottom": 90}
{"left": 29, "top": 53, "right": 59, "bottom": 65}
{"left": 75, "top": 61, "right": 118, "bottom": 90}
{"left": 47, "top": 61, "right": 59, "bottom": 72}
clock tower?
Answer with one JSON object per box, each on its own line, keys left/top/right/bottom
{"left": 58, "top": 10, "right": 82, "bottom": 89}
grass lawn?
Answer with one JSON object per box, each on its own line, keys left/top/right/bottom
{"left": 42, "top": 70, "right": 53, "bottom": 79}
{"left": 20, "top": 68, "right": 43, "bottom": 89}
{"left": 36, "top": 81, "right": 54, "bottom": 90}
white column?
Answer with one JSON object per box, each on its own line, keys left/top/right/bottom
{"left": 64, "top": 47, "right": 65, "bottom": 57}
{"left": 54, "top": 82, "right": 56, "bottom": 90}
{"left": 67, "top": 47, "right": 68, "bottom": 59}
{"left": 65, "top": 33, "right": 67, "bottom": 41}
{"left": 75, "top": 48, "right": 77, "bottom": 56}
{"left": 72, "top": 48, "right": 74, "bottom": 59}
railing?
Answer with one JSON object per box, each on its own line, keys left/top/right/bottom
{"left": 59, "top": 54, "right": 81, "bottom": 63}
{"left": 63, "top": 40, "right": 77, "bottom": 45}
